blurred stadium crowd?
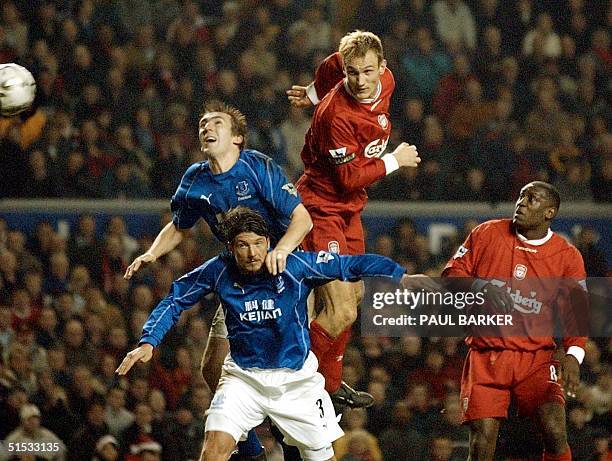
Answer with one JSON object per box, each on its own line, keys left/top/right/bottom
{"left": 0, "top": 0, "right": 610, "bottom": 201}
{"left": 0, "top": 211, "right": 609, "bottom": 461}
{"left": 0, "top": 0, "right": 610, "bottom": 460}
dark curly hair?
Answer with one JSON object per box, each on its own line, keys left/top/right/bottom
{"left": 221, "top": 206, "right": 269, "bottom": 244}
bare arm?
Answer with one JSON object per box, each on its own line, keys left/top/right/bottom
{"left": 124, "top": 221, "right": 186, "bottom": 279}
{"left": 266, "top": 204, "right": 313, "bottom": 275}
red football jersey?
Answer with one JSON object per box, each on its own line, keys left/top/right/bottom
{"left": 297, "top": 52, "right": 394, "bottom": 214}
{"left": 443, "top": 219, "right": 588, "bottom": 352}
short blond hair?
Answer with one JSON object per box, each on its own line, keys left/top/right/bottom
{"left": 338, "top": 30, "right": 384, "bottom": 65}
{"left": 200, "top": 100, "right": 247, "bottom": 149}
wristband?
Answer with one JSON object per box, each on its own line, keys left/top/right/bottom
{"left": 566, "top": 346, "right": 585, "bottom": 365}
{"left": 382, "top": 154, "right": 399, "bottom": 175}
{"left": 306, "top": 83, "right": 319, "bottom": 105}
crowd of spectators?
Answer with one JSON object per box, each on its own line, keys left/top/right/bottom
{"left": 0, "top": 210, "right": 609, "bottom": 460}
{"left": 0, "top": 0, "right": 610, "bottom": 201}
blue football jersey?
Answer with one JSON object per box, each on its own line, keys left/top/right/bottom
{"left": 140, "top": 251, "right": 405, "bottom": 370}
{"left": 171, "top": 149, "right": 301, "bottom": 244}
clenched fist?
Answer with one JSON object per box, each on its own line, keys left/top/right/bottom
{"left": 391, "top": 143, "right": 421, "bottom": 168}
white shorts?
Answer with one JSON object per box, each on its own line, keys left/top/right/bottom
{"left": 205, "top": 352, "right": 343, "bottom": 461}
{"left": 210, "top": 304, "right": 228, "bottom": 339}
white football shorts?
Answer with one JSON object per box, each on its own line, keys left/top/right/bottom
{"left": 205, "top": 352, "right": 343, "bottom": 461}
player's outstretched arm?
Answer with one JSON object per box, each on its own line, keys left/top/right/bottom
{"left": 124, "top": 221, "right": 186, "bottom": 279}
{"left": 116, "top": 343, "right": 153, "bottom": 375}
{"left": 297, "top": 252, "right": 439, "bottom": 290}
{"left": 266, "top": 204, "right": 313, "bottom": 276}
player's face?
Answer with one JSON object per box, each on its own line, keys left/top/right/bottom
{"left": 198, "top": 112, "right": 242, "bottom": 157}
{"left": 344, "top": 50, "right": 386, "bottom": 101}
{"left": 513, "top": 184, "right": 555, "bottom": 230}
{"left": 231, "top": 232, "right": 270, "bottom": 274}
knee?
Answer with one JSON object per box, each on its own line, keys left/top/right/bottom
{"left": 201, "top": 439, "right": 231, "bottom": 461}
{"left": 471, "top": 431, "right": 495, "bottom": 450}
{"left": 469, "top": 428, "right": 497, "bottom": 460}
{"left": 326, "top": 301, "right": 357, "bottom": 336}
{"left": 338, "top": 303, "right": 358, "bottom": 330}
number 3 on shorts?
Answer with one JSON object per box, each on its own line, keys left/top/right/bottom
{"left": 550, "top": 365, "right": 558, "bottom": 382}
{"left": 316, "top": 399, "right": 324, "bottom": 418}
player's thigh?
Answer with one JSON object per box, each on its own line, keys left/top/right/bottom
{"left": 461, "top": 350, "right": 513, "bottom": 422}
{"left": 307, "top": 290, "right": 317, "bottom": 322}
{"left": 200, "top": 305, "right": 229, "bottom": 393}
{"left": 353, "top": 280, "right": 364, "bottom": 306}
{"left": 314, "top": 280, "right": 360, "bottom": 335}
{"left": 514, "top": 351, "right": 564, "bottom": 417}
{"left": 344, "top": 212, "right": 364, "bottom": 308}
{"left": 200, "top": 336, "right": 229, "bottom": 393}
{"left": 267, "top": 370, "right": 343, "bottom": 460}
{"left": 315, "top": 280, "right": 360, "bottom": 316}
{"left": 209, "top": 304, "right": 228, "bottom": 340}
{"left": 204, "top": 373, "right": 266, "bottom": 445}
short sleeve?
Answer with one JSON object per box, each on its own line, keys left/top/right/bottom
{"left": 564, "top": 247, "right": 587, "bottom": 279}
{"left": 443, "top": 228, "right": 482, "bottom": 277}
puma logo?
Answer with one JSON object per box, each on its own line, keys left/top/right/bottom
{"left": 200, "top": 193, "right": 213, "bottom": 204}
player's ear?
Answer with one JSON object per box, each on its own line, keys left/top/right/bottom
{"left": 232, "top": 134, "right": 244, "bottom": 147}
{"left": 379, "top": 59, "right": 387, "bottom": 74}
{"left": 545, "top": 206, "right": 557, "bottom": 220}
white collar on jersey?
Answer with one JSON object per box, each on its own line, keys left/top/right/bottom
{"left": 516, "top": 228, "right": 553, "bottom": 246}
{"left": 343, "top": 78, "right": 382, "bottom": 104}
